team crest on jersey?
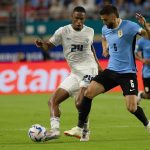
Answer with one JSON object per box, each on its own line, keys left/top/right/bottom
{"left": 85, "top": 38, "right": 89, "bottom": 43}
{"left": 135, "top": 45, "right": 139, "bottom": 49}
{"left": 66, "top": 37, "right": 71, "bottom": 40}
{"left": 118, "top": 30, "right": 123, "bottom": 38}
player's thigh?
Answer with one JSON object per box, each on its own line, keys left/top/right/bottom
{"left": 59, "top": 74, "right": 79, "bottom": 97}
{"left": 92, "top": 69, "right": 119, "bottom": 92}
{"left": 75, "top": 68, "right": 98, "bottom": 101}
{"left": 119, "top": 73, "right": 138, "bottom": 96}
{"left": 85, "top": 81, "right": 105, "bottom": 98}
{"left": 79, "top": 68, "right": 98, "bottom": 88}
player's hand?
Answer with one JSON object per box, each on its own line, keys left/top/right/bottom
{"left": 35, "top": 39, "right": 43, "bottom": 48}
{"left": 98, "top": 68, "right": 103, "bottom": 74}
{"left": 136, "top": 13, "right": 146, "bottom": 26}
{"left": 142, "top": 59, "right": 150, "bottom": 65}
{"left": 102, "top": 49, "right": 109, "bottom": 57}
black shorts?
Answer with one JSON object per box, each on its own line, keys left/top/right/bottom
{"left": 143, "top": 77, "right": 150, "bottom": 93}
{"left": 92, "top": 69, "right": 138, "bottom": 96}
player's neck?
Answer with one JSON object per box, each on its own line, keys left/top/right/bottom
{"left": 114, "top": 18, "right": 121, "bottom": 29}
{"left": 71, "top": 25, "right": 83, "bottom": 31}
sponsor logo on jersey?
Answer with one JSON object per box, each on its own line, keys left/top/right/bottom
{"left": 66, "top": 37, "right": 71, "bottom": 40}
{"left": 85, "top": 38, "right": 89, "bottom": 44}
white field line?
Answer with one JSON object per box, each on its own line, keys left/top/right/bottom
{"left": 0, "top": 125, "right": 143, "bottom": 131}
{"left": 96, "top": 95, "right": 123, "bottom": 100}
{"left": 0, "top": 128, "right": 28, "bottom": 131}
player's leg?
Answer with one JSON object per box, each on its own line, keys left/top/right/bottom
{"left": 77, "top": 80, "right": 105, "bottom": 129}
{"left": 44, "top": 88, "right": 70, "bottom": 141}
{"left": 67, "top": 80, "right": 105, "bottom": 141}
{"left": 77, "top": 69, "right": 118, "bottom": 130}
{"left": 75, "top": 87, "right": 87, "bottom": 110}
{"left": 125, "top": 95, "right": 150, "bottom": 132}
{"left": 137, "top": 78, "right": 150, "bottom": 103}
{"left": 141, "top": 92, "right": 150, "bottom": 99}
{"left": 64, "top": 69, "right": 118, "bottom": 141}
{"left": 64, "top": 87, "right": 89, "bottom": 140}
{"left": 64, "top": 69, "right": 98, "bottom": 141}
{"left": 120, "top": 74, "right": 150, "bottom": 132}
{"left": 49, "top": 88, "right": 70, "bottom": 128}
{"left": 44, "top": 74, "right": 78, "bottom": 141}
{"left": 76, "top": 75, "right": 94, "bottom": 141}
{"left": 76, "top": 87, "right": 90, "bottom": 141}
{"left": 138, "top": 91, "right": 150, "bottom": 103}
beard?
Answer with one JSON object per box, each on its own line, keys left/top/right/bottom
{"left": 74, "top": 27, "right": 81, "bottom": 31}
{"left": 107, "top": 23, "right": 114, "bottom": 29}
{"left": 74, "top": 25, "right": 82, "bottom": 31}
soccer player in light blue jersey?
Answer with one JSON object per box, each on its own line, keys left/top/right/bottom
{"left": 135, "top": 24, "right": 150, "bottom": 102}
{"left": 71, "top": 5, "right": 150, "bottom": 140}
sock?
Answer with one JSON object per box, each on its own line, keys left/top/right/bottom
{"left": 50, "top": 117, "right": 60, "bottom": 129}
{"left": 132, "top": 106, "right": 149, "bottom": 126}
{"left": 78, "top": 96, "right": 92, "bottom": 128}
{"left": 83, "top": 119, "right": 89, "bottom": 130}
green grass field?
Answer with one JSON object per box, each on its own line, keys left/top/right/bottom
{"left": 0, "top": 93, "right": 150, "bottom": 150}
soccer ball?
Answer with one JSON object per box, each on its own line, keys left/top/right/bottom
{"left": 28, "top": 124, "right": 46, "bottom": 142}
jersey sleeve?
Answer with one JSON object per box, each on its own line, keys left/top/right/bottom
{"left": 49, "top": 27, "right": 63, "bottom": 46}
{"left": 129, "top": 21, "right": 143, "bottom": 36}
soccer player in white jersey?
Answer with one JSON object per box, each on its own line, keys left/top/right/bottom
{"left": 35, "top": 6, "right": 102, "bottom": 141}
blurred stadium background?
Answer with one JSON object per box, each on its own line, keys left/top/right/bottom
{"left": 0, "top": 0, "right": 150, "bottom": 94}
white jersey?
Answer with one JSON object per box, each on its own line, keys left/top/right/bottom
{"left": 49, "top": 24, "right": 98, "bottom": 72}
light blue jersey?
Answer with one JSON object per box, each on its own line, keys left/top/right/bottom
{"left": 135, "top": 38, "right": 150, "bottom": 78}
{"left": 102, "top": 20, "right": 142, "bottom": 73}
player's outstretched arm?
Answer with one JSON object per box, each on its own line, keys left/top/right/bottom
{"left": 135, "top": 51, "right": 150, "bottom": 65}
{"left": 91, "top": 45, "right": 103, "bottom": 73}
{"left": 101, "top": 37, "right": 109, "bottom": 57}
{"left": 135, "top": 51, "right": 143, "bottom": 62}
{"left": 142, "top": 59, "right": 150, "bottom": 65}
{"left": 136, "top": 13, "right": 150, "bottom": 39}
{"left": 35, "top": 39, "right": 55, "bottom": 51}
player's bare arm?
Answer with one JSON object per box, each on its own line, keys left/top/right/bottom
{"left": 35, "top": 39, "right": 55, "bottom": 51}
{"left": 91, "top": 45, "right": 103, "bottom": 73}
{"left": 135, "top": 51, "right": 150, "bottom": 65}
{"left": 142, "top": 59, "right": 150, "bottom": 65}
{"left": 136, "top": 13, "right": 150, "bottom": 39}
{"left": 101, "top": 37, "right": 109, "bottom": 57}
{"left": 135, "top": 51, "right": 143, "bottom": 61}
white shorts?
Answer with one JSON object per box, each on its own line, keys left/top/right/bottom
{"left": 59, "top": 68, "right": 98, "bottom": 98}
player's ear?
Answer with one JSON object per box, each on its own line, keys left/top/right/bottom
{"left": 70, "top": 13, "right": 74, "bottom": 20}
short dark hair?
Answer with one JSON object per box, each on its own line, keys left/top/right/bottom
{"left": 99, "top": 5, "right": 119, "bottom": 18}
{"left": 73, "top": 6, "right": 86, "bottom": 14}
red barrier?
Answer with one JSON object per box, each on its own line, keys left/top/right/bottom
{"left": 0, "top": 60, "right": 143, "bottom": 94}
